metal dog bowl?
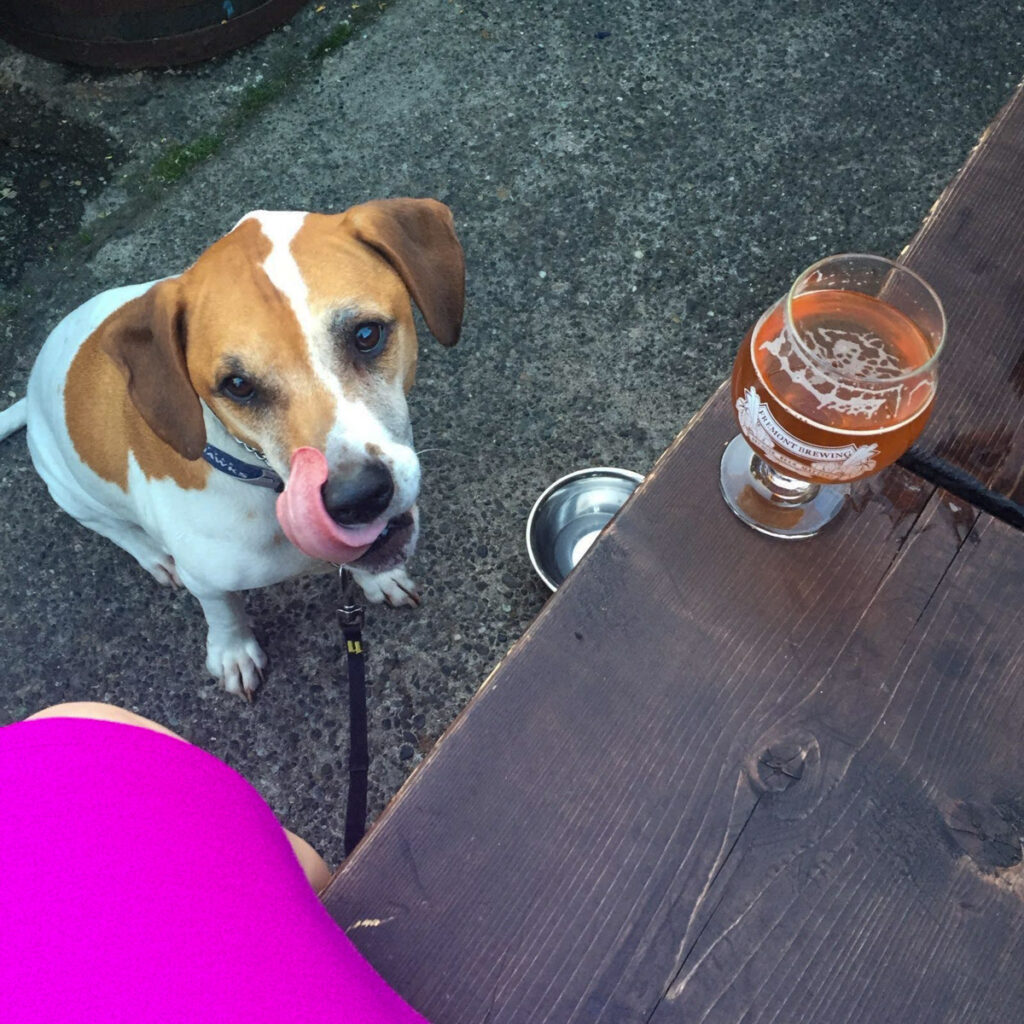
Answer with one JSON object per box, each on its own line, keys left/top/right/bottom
{"left": 526, "top": 467, "right": 644, "bottom": 590}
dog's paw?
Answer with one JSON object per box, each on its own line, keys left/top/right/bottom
{"left": 350, "top": 566, "right": 421, "bottom": 608}
{"left": 206, "top": 634, "right": 267, "bottom": 701}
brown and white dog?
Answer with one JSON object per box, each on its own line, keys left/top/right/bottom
{"left": 0, "top": 199, "right": 465, "bottom": 698}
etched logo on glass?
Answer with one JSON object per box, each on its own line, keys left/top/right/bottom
{"left": 736, "top": 386, "right": 879, "bottom": 482}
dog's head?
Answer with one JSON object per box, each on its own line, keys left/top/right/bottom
{"left": 102, "top": 199, "right": 465, "bottom": 567}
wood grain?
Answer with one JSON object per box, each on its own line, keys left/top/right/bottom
{"left": 900, "top": 80, "right": 1024, "bottom": 501}
{"left": 647, "top": 503, "right": 1024, "bottom": 1024}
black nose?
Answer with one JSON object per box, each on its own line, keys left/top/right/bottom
{"left": 321, "top": 462, "right": 395, "bottom": 525}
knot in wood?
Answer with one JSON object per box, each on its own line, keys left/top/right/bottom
{"left": 940, "top": 799, "right": 1023, "bottom": 871}
{"left": 755, "top": 742, "right": 807, "bottom": 792}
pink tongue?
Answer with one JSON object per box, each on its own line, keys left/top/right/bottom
{"left": 276, "top": 447, "right": 387, "bottom": 564}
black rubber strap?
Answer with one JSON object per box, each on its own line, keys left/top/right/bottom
{"left": 897, "top": 444, "right": 1024, "bottom": 531}
{"left": 339, "top": 598, "right": 369, "bottom": 857}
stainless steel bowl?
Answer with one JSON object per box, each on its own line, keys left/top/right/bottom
{"left": 526, "top": 467, "right": 644, "bottom": 590}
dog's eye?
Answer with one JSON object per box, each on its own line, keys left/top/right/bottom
{"left": 351, "top": 321, "right": 388, "bottom": 356}
{"left": 220, "top": 375, "right": 256, "bottom": 403}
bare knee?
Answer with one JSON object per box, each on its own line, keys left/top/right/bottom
{"left": 26, "top": 702, "right": 186, "bottom": 742}
{"left": 24, "top": 703, "right": 329, "bottom": 889}
{"left": 285, "top": 829, "right": 333, "bottom": 893}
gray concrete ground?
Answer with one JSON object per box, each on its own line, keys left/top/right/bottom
{"left": 1, "top": 0, "right": 1022, "bottom": 867}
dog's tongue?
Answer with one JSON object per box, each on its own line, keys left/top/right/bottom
{"left": 276, "top": 447, "right": 387, "bottom": 564}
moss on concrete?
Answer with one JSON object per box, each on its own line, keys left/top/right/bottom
{"left": 148, "top": 4, "right": 390, "bottom": 190}
{"left": 152, "top": 135, "right": 224, "bottom": 184}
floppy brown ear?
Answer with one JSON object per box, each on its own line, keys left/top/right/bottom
{"left": 101, "top": 278, "right": 206, "bottom": 460}
{"left": 344, "top": 198, "right": 466, "bottom": 346}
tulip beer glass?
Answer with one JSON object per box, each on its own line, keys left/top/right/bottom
{"left": 720, "top": 253, "right": 946, "bottom": 538}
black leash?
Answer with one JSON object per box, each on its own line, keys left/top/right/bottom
{"left": 897, "top": 444, "right": 1024, "bottom": 532}
{"left": 338, "top": 569, "right": 370, "bottom": 856}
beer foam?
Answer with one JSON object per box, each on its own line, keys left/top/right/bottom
{"left": 760, "top": 328, "right": 900, "bottom": 420}
{"left": 805, "top": 326, "right": 906, "bottom": 379}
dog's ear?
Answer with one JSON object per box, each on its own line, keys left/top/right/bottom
{"left": 101, "top": 278, "right": 206, "bottom": 460}
{"left": 344, "top": 198, "right": 466, "bottom": 347}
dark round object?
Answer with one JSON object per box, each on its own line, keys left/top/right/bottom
{"left": 0, "top": 0, "right": 309, "bottom": 70}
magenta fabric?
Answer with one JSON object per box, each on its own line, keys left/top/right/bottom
{"left": 0, "top": 716, "right": 430, "bottom": 1023}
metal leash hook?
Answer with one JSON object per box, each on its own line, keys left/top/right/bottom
{"left": 338, "top": 567, "right": 365, "bottom": 635}
{"left": 338, "top": 568, "right": 370, "bottom": 856}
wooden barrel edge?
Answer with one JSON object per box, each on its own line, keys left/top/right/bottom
{"left": 0, "top": 0, "right": 309, "bottom": 69}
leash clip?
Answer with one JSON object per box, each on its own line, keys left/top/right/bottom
{"left": 338, "top": 568, "right": 365, "bottom": 633}
{"left": 338, "top": 603, "right": 365, "bottom": 632}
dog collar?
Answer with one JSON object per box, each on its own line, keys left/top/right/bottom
{"left": 202, "top": 444, "right": 284, "bottom": 492}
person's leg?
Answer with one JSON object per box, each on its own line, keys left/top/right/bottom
{"left": 284, "top": 829, "right": 333, "bottom": 892}
{"left": 27, "top": 700, "right": 186, "bottom": 738}
{"left": 25, "top": 702, "right": 332, "bottom": 891}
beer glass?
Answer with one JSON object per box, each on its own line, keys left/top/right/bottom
{"left": 720, "top": 254, "right": 945, "bottom": 538}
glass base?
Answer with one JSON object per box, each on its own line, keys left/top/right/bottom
{"left": 719, "top": 435, "right": 848, "bottom": 539}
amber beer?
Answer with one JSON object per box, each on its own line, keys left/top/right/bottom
{"left": 731, "top": 288, "right": 938, "bottom": 484}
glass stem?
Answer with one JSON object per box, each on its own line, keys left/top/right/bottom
{"left": 749, "top": 452, "right": 820, "bottom": 505}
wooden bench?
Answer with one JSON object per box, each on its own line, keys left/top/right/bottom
{"left": 322, "top": 82, "right": 1024, "bottom": 1023}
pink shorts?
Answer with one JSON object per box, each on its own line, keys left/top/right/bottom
{"left": 0, "top": 716, "right": 429, "bottom": 1023}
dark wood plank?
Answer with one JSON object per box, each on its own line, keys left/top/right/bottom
{"left": 645, "top": 505, "right": 1024, "bottom": 1024}
{"left": 900, "top": 80, "right": 1024, "bottom": 501}
{"left": 322, "top": 386, "right": 1024, "bottom": 1023}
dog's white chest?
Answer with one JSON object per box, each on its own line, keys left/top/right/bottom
{"left": 131, "top": 466, "right": 321, "bottom": 593}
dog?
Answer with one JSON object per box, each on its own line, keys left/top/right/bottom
{"left": 0, "top": 198, "right": 465, "bottom": 698}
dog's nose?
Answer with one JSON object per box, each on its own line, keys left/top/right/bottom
{"left": 321, "top": 461, "right": 395, "bottom": 525}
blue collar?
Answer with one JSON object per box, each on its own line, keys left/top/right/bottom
{"left": 202, "top": 444, "right": 284, "bottom": 492}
